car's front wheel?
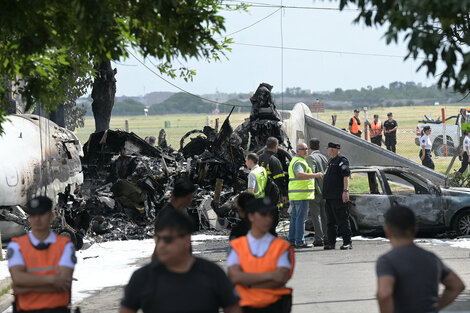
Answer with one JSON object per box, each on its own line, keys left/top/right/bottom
{"left": 452, "top": 210, "right": 470, "bottom": 236}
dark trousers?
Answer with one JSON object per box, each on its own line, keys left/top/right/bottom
{"left": 352, "top": 132, "right": 361, "bottom": 138}
{"left": 459, "top": 152, "right": 469, "bottom": 173}
{"left": 420, "top": 149, "right": 435, "bottom": 170}
{"left": 385, "top": 136, "right": 396, "bottom": 152}
{"left": 325, "top": 199, "right": 352, "bottom": 246}
{"left": 242, "top": 295, "right": 291, "bottom": 313}
{"left": 371, "top": 136, "right": 382, "bottom": 146}
{"left": 270, "top": 207, "right": 280, "bottom": 236}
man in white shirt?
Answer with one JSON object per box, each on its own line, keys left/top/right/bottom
{"left": 246, "top": 153, "right": 267, "bottom": 198}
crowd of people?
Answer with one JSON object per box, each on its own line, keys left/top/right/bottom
{"left": 6, "top": 134, "right": 466, "bottom": 313}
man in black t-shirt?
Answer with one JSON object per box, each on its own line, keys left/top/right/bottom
{"left": 376, "top": 206, "right": 464, "bottom": 313}
{"left": 120, "top": 211, "right": 241, "bottom": 313}
{"left": 383, "top": 112, "right": 398, "bottom": 153}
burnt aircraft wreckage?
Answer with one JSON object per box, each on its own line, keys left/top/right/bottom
{"left": 2, "top": 83, "right": 464, "bottom": 248}
{"left": 0, "top": 115, "right": 83, "bottom": 242}
{"left": 0, "top": 83, "right": 293, "bottom": 249}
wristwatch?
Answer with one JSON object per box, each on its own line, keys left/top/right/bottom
{"left": 343, "top": 189, "right": 349, "bottom": 192}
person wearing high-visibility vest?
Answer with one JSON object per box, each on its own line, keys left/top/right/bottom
{"left": 228, "top": 198, "right": 295, "bottom": 313}
{"left": 246, "top": 153, "right": 268, "bottom": 199}
{"left": 8, "top": 196, "right": 76, "bottom": 313}
{"left": 369, "top": 114, "right": 383, "bottom": 146}
{"left": 287, "top": 142, "right": 323, "bottom": 248}
{"left": 349, "top": 108, "right": 362, "bottom": 137}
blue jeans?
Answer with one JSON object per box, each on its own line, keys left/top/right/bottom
{"left": 288, "top": 200, "right": 309, "bottom": 245}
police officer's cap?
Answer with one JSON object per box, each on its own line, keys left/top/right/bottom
{"left": 27, "top": 196, "right": 53, "bottom": 214}
{"left": 353, "top": 108, "right": 360, "bottom": 113}
{"left": 246, "top": 198, "right": 276, "bottom": 214}
{"left": 423, "top": 125, "right": 431, "bottom": 131}
{"left": 328, "top": 142, "right": 341, "bottom": 149}
{"left": 387, "top": 112, "right": 393, "bottom": 117}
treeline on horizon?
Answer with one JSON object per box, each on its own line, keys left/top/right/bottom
{"left": 83, "top": 81, "right": 465, "bottom": 116}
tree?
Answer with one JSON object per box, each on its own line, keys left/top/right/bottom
{"left": 0, "top": 1, "right": 244, "bottom": 132}
{"left": 339, "top": 0, "right": 470, "bottom": 94}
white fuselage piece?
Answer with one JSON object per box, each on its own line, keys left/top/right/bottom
{"left": 0, "top": 114, "right": 83, "bottom": 207}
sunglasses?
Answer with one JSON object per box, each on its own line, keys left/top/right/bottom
{"left": 298, "top": 148, "right": 308, "bottom": 150}
{"left": 154, "top": 233, "right": 186, "bottom": 244}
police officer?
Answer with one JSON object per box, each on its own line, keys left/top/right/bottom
{"left": 458, "top": 131, "right": 470, "bottom": 173}
{"left": 369, "top": 114, "right": 383, "bottom": 146}
{"left": 246, "top": 153, "right": 267, "bottom": 198}
{"left": 259, "top": 137, "right": 288, "bottom": 205}
{"left": 349, "top": 109, "right": 362, "bottom": 137}
{"left": 8, "top": 196, "right": 76, "bottom": 313}
{"left": 420, "top": 126, "right": 435, "bottom": 170}
{"left": 384, "top": 112, "right": 398, "bottom": 152}
{"left": 228, "top": 198, "right": 294, "bottom": 313}
{"left": 323, "top": 142, "right": 353, "bottom": 250}
{"left": 259, "top": 137, "right": 287, "bottom": 235}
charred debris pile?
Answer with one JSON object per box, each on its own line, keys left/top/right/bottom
{"left": 67, "top": 83, "right": 292, "bottom": 246}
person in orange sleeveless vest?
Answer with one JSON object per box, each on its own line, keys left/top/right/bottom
{"left": 349, "top": 108, "right": 362, "bottom": 137}
{"left": 8, "top": 196, "right": 76, "bottom": 313}
{"left": 369, "top": 114, "right": 383, "bottom": 146}
{"left": 227, "top": 198, "right": 295, "bottom": 313}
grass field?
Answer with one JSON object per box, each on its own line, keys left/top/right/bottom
{"left": 76, "top": 105, "right": 465, "bottom": 175}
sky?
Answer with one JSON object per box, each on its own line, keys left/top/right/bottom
{"left": 113, "top": 0, "right": 438, "bottom": 97}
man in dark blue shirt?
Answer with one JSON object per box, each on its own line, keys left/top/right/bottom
{"left": 376, "top": 206, "right": 464, "bottom": 313}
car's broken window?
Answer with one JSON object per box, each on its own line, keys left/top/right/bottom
{"left": 350, "top": 171, "right": 383, "bottom": 195}
{"left": 384, "top": 172, "right": 429, "bottom": 195}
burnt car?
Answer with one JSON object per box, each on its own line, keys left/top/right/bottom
{"left": 348, "top": 166, "right": 470, "bottom": 236}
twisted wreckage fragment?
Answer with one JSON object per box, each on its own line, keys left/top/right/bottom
{"left": 0, "top": 83, "right": 292, "bottom": 248}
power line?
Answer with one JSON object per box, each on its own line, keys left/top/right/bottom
{"left": 222, "top": 1, "right": 360, "bottom": 11}
{"left": 223, "top": 8, "right": 281, "bottom": 38}
{"left": 125, "top": 49, "right": 251, "bottom": 108}
{"left": 280, "top": 1, "right": 284, "bottom": 115}
{"left": 232, "top": 42, "right": 427, "bottom": 59}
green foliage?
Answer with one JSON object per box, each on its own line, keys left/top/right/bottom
{"left": 112, "top": 99, "right": 146, "bottom": 116}
{"left": 339, "top": 0, "right": 470, "bottom": 94}
{"left": 0, "top": 0, "right": 244, "bottom": 130}
{"left": 448, "top": 171, "right": 470, "bottom": 187}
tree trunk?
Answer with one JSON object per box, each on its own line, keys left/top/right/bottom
{"left": 91, "top": 60, "right": 116, "bottom": 133}
{"left": 49, "top": 104, "right": 65, "bottom": 127}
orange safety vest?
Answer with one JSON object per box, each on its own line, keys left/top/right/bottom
{"left": 230, "top": 236, "right": 294, "bottom": 308}
{"left": 12, "top": 234, "right": 71, "bottom": 311}
{"left": 351, "top": 116, "right": 362, "bottom": 134}
{"left": 370, "top": 120, "right": 382, "bottom": 138}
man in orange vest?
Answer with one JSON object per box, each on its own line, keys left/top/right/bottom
{"left": 349, "top": 108, "right": 362, "bottom": 137}
{"left": 228, "top": 198, "right": 294, "bottom": 313}
{"left": 369, "top": 114, "right": 383, "bottom": 146}
{"left": 8, "top": 196, "right": 76, "bottom": 313}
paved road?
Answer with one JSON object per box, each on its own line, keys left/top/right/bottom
{"left": 77, "top": 237, "right": 470, "bottom": 313}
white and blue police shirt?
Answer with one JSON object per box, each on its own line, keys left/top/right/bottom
{"left": 226, "top": 231, "right": 291, "bottom": 269}
{"left": 7, "top": 231, "right": 76, "bottom": 269}
{"left": 464, "top": 136, "right": 470, "bottom": 154}
{"left": 420, "top": 133, "right": 432, "bottom": 150}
